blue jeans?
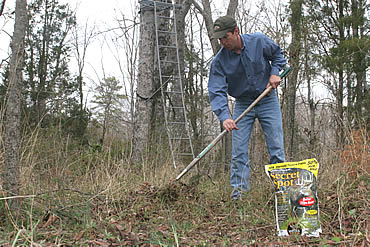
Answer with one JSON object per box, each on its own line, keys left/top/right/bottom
{"left": 231, "top": 91, "right": 285, "bottom": 198}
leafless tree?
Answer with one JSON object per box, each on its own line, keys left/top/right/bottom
{"left": 3, "top": 0, "right": 27, "bottom": 206}
{"left": 71, "top": 21, "right": 96, "bottom": 113}
{"left": 110, "top": 7, "right": 140, "bottom": 130}
{"left": 284, "top": 0, "right": 303, "bottom": 159}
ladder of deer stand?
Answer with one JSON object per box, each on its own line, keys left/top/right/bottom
{"left": 152, "top": 1, "right": 194, "bottom": 168}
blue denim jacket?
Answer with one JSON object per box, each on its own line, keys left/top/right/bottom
{"left": 208, "top": 32, "right": 286, "bottom": 122}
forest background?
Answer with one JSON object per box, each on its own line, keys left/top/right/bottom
{"left": 0, "top": 0, "right": 368, "bottom": 246}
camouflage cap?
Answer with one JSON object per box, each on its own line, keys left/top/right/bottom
{"left": 212, "top": 16, "right": 237, "bottom": 39}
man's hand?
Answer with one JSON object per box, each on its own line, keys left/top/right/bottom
{"left": 223, "top": 118, "right": 239, "bottom": 132}
{"left": 267, "top": 74, "right": 282, "bottom": 89}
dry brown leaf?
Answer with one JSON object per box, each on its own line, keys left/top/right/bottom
{"left": 158, "top": 224, "right": 169, "bottom": 231}
{"left": 86, "top": 240, "right": 110, "bottom": 246}
{"left": 110, "top": 219, "right": 125, "bottom": 238}
{"left": 41, "top": 214, "right": 58, "bottom": 228}
{"left": 73, "top": 230, "right": 85, "bottom": 241}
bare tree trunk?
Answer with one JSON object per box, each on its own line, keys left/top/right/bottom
{"left": 336, "top": 0, "right": 345, "bottom": 148}
{"left": 304, "top": 26, "right": 316, "bottom": 153}
{"left": 132, "top": 2, "right": 156, "bottom": 162}
{"left": 226, "top": 0, "right": 238, "bottom": 17}
{"left": 285, "top": 0, "right": 303, "bottom": 160}
{"left": 4, "top": 0, "right": 27, "bottom": 205}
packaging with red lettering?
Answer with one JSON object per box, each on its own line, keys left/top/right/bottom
{"left": 265, "top": 158, "right": 322, "bottom": 237}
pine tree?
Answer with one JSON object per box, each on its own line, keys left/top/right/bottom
{"left": 91, "top": 76, "right": 126, "bottom": 147}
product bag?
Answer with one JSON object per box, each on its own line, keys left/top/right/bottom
{"left": 265, "top": 158, "right": 322, "bottom": 237}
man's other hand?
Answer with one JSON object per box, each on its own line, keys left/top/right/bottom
{"left": 223, "top": 118, "right": 239, "bottom": 132}
{"left": 267, "top": 74, "right": 281, "bottom": 89}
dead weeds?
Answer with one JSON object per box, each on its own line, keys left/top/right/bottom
{"left": 0, "top": 162, "right": 368, "bottom": 246}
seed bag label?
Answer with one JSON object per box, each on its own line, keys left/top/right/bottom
{"left": 265, "top": 158, "right": 322, "bottom": 237}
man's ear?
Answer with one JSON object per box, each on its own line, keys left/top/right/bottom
{"left": 234, "top": 26, "right": 239, "bottom": 35}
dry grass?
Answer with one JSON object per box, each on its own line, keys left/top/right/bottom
{"left": 0, "top": 126, "right": 368, "bottom": 246}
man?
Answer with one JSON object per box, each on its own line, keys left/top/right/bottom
{"left": 208, "top": 16, "right": 287, "bottom": 199}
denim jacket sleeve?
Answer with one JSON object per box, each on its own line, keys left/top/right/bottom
{"left": 208, "top": 58, "right": 230, "bottom": 123}
{"left": 260, "top": 34, "right": 286, "bottom": 76}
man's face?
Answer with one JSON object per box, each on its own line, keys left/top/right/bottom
{"left": 219, "top": 29, "right": 238, "bottom": 51}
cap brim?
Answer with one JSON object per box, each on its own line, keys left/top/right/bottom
{"left": 212, "top": 30, "right": 229, "bottom": 39}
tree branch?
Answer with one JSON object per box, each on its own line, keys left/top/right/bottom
{"left": 0, "top": 0, "right": 6, "bottom": 17}
{"left": 226, "top": 0, "right": 238, "bottom": 17}
{"left": 192, "top": 0, "right": 204, "bottom": 15}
